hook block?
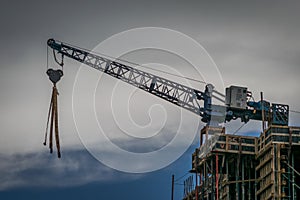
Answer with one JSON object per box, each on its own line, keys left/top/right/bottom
{"left": 46, "top": 69, "right": 63, "bottom": 84}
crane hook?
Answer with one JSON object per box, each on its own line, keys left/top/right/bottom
{"left": 46, "top": 68, "right": 63, "bottom": 84}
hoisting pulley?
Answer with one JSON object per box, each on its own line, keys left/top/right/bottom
{"left": 44, "top": 68, "right": 63, "bottom": 158}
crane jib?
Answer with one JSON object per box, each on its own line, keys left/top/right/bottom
{"left": 47, "top": 39, "right": 208, "bottom": 118}
{"left": 47, "top": 39, "right": 289, "bottom": 126}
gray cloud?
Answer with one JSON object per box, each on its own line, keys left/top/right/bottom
{"left": 0, "top": 149, "right": 142, "bottom": 191}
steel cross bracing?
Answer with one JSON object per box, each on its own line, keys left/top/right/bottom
{"left": 48, "top": 39, "right": 208, "bottom": 117}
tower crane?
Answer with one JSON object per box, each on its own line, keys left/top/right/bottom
{"left": 44, "top": 38, "right": 289, "bottom": 157}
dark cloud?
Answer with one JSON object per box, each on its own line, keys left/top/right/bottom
{"left": 0, "top": 149, "right": 141, "bottom": 191}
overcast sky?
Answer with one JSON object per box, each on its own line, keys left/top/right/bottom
{"left": 0, "top": 0, "right": 300, "bottom": 199}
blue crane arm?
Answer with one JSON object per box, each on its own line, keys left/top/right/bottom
{"left": 47, "top": 39, "right": 289, "bottom": 126}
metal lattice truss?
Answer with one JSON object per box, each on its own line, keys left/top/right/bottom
{"left": 48, "top": 39, "right": 206, "bottom": 117}
{"left": 272, "top": 103, "right": 289, "bottom": 125}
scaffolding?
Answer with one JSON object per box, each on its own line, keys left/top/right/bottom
{"left": 183, "top": 125, "right": 300, "bottom": 200}
{"left": 256, "top": 125, "right": 300, "bottom": 200}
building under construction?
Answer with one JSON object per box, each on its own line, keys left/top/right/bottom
{"left": 183, "top": 124, "right": 300, "bottom": 200}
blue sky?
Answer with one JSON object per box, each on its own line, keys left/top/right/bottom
{"left": 0, "top": 0, "right": 300, "bottom": 200}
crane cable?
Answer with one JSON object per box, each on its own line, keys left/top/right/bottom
{"left": 232, "top": 123, "right": 246, "bottom": 135}
{"left": 56, "top": 40, "right": 206, "bottom": 85}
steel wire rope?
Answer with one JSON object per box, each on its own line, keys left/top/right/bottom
{"left": 232, "top": 123, "right": 246, "bottom": 135}
{"left": 56, "top": 40, "right": 207, "bottom": 85}
{"left": 290, "top": 110, "right": 300, "bottom": 114}
{"left": 174, "top": 172, "right": 190, "bottom": 183}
